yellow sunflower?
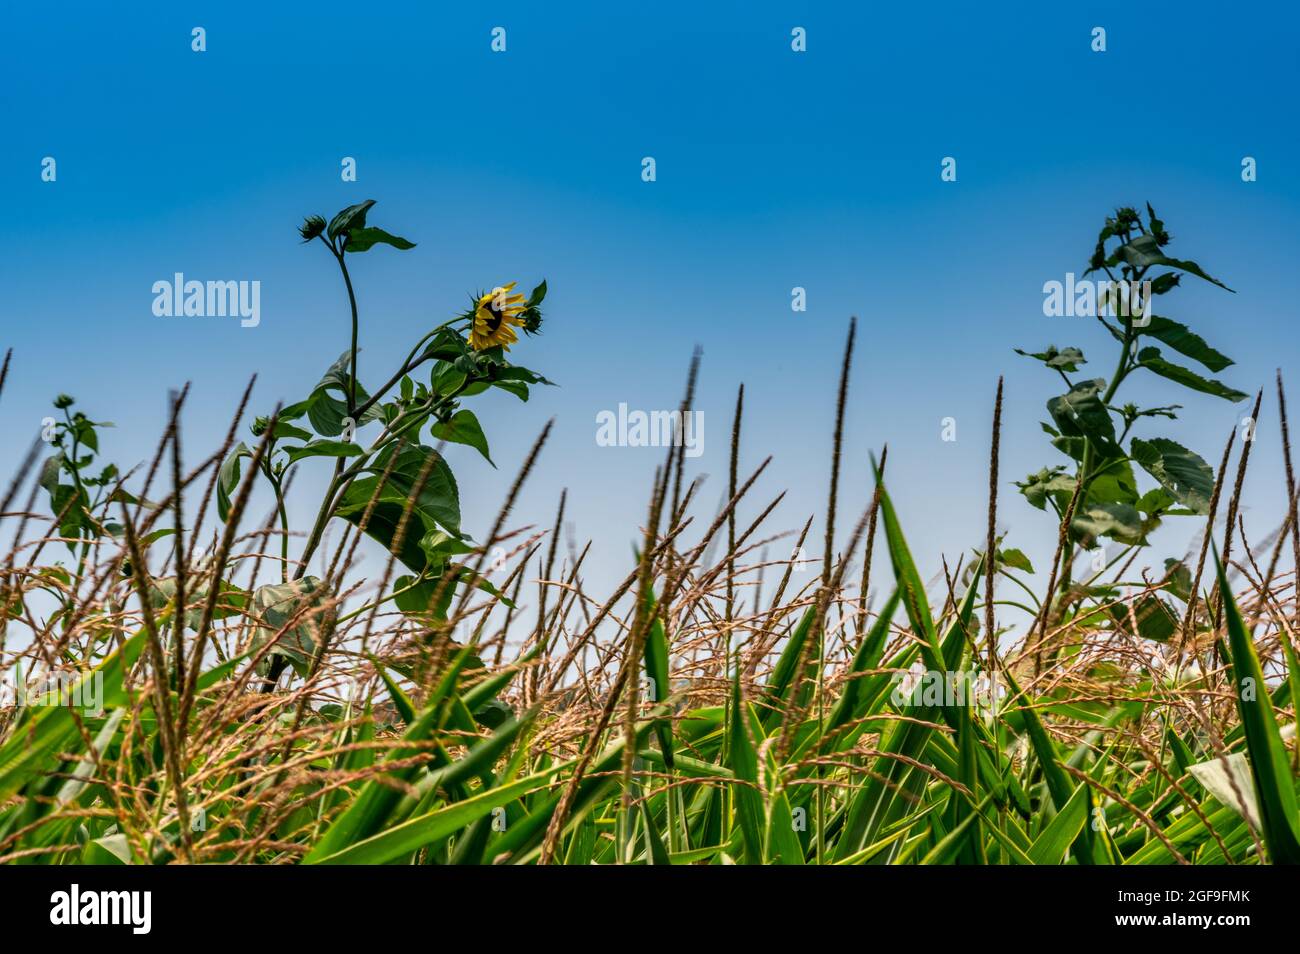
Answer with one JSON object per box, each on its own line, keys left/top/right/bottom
{"left": 469, "top": 282, "right": 528, "bottom": 351}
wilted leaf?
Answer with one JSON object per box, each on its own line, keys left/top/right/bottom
{"left": 1016, "top": 346, "right": 1086, "bottom": 372}
{"left": 251, "top": 577, "right": 328, "bottom": 676}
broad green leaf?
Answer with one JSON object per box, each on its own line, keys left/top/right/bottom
{"left": 1137, "top": 348, "right": 1248, "bottom": 402}
{"left": 282, "top": 439, "right": 365, "bottom": 465}
{"left": 1136, "top": 317, "right": 1233, "bottom": 373}
{"left": 431, "top": 409, "right": 494, "bottom": 466}
{"left": 345, "top": 227, "right": 415, "bottom": 253}
{"left": 1017, "top": 467, "right": 1075, "bottom": 511}
{"left": 297, "top": 351, "right": 385, "bottom": 437}
{"left": 1129, "top": 437, "right": 1214, "bottom": 514}
{"left": 1107, "top": 594, "right": 1179, "bottom": 642}
{"left": 997, "top": 548, "right": 1035, "bottom": 574}
{"left": 217, "top": 442, "right": 252, "bottom": 523}
{"left": 335, "top": 443, "right": 461, "bottom": 572}
{"left": 327, "top": 199, "right": 375, "bottom": 241}
{"left": 1072, "top": 502, "right": 1144, "bottom": 545}
{"left": 1047, "top": 380, "right": 1118, "bottom": 457}
{"left": 1119, "top": 233, "right": 1233, "bottom": 291}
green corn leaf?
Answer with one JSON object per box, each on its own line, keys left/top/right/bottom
{"left": 1028, "top": 781, "right": 1089, "bottom": 864}
{"left": 728, "top": 670, "right": 766, "bottom": 862}
{"left": 1215, "top": 549, "right": 1300, "bottom": 864}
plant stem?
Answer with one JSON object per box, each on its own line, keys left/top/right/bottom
{"left": 293, "top": 384, "right": 470, "bottom": 580}
{"left": 322, "top": 237, "right": 361, "bottom": 416}
{"left": 1053, "top": 260, "right": 1145, "bottom": 622}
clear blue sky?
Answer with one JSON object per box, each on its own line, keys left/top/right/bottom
{"left": 4, "top": 2, "right": 1298, "bottom": 618}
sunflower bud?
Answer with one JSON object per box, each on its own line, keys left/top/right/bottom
{"left": 53, "top": 394, "right": 75, "bottom": 409}
{"left": 520, "top": 305, "right": 543, "bottom": 336}
{"left": 298, "top": 215, "right": 326, "bottom": 243}
{"left": 251, "top": 415, "right": 270, "bottom": 436}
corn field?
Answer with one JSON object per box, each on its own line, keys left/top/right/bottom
{"left": 2, "top": 273, "right": 1298, "bottom": 868}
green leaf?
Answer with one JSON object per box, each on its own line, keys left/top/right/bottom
{"left": 1119, "top": 234, "right": 1233, "bottom": 291}
{"left": 997, "top": 548, "right": 1035, "bottom": 574}
{"left": 1027, "top": 781, "right": 1089, "bottom": 865}
{"left": 270, "top": 420, "right": 314, "bottom": 443}
{"left": 81, "top": 833, "right": 131, "bottom": 865}
{"left": 1146, "top": 202, "right": 1167, "bottom": 244}
{"left": 38, "top": 454, "right": 64, "bottom": 495}
{"left": 327, "top": 199, "right": 375, "bottom": 241}
{"left": 728, "top": 671, "right": 766, "bottom": 863}
{"left": 1016, "top": 466, "right": 1075, "bottom": 511}
{"left": 761, "top": 608, "right": 816, "bottom": 729}
{"left": 282, "top": 439, "right": 365, "bottom": 465}
{"left": 1107, "top": 594, "right": 1179, "bottom": 642}
{"left": 308, "top": 765, "right": 562, "bottom": 865}
{"left": 1085, "top": 458, "right": 1140, "bottom": 509}
{"left": 0, "top": 630, "right": 147, "bottom": 802}
{"left": 217, "top": 443, "right": 252, "bottom": 523}
{"left": 764, "top": 788, "right": 805, "bottom": 865}
{"left": 392, "top": 573, "right": 454, "bottom": 621}
{"left": 1215, "top": 550, "right": 1300, "bottom": 864}
{"left": 148, "top": 576, "right": 247, "bottom": 629}
{"left": 299, "top": 351, "right": 385, "bottom": 437}
{"left": 74, "top": 419, "right": 98, "bottom": 453}
{"left": 1129, "top": 437, "right": 1215, "bottom": 514}
{"left": 1015, "top": 346, "right": 1085, "bottom": 372}
{"left": 1137, "top": 347, "right": 1248, "bottom": 402}
{"left": 1047, "top": 380, "right": 1119, "bottom": 457}
{"left": 1137, "top": 317, "right": 1233, "bottom": 373}
{"left": 1000, "top": 668, "right": 1072, "bottom": 811}
{"left": 826, "top": 589, "right": 902, "bottom": 732}
{"left": 1072, "top": 502, "right": 1145, "bottom": 545}
{"left": 304, "top": 646, "right": 481, "bottom": 862}
{"left": 51, "top": 483, "right": 92, "bottom": 544}
{"left": 641, "top": 586, "right": 674, "bottom": 769}
{"left": 345, "top": 227, "right": 416, "bottom": 253}
{"left": 641, "top": 799, "right": 671, "bottom": 865}
{"left": 875, "top": 473, "right": 937, "bottom": 652}
{"left": 335, "top": 443, "right": 461, "bottom": 572}
{"left": 431, "top": 409, "right": 494, "bottom": 466}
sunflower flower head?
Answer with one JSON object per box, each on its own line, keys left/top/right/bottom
{"left": 469, "top": 282, "right": 528, "bottom": 351}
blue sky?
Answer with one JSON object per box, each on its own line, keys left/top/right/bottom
{"left": 4, "top": 2, "right": 1299, "bottom": 619}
